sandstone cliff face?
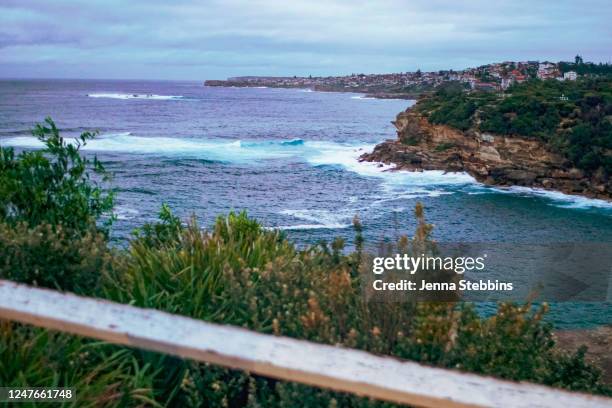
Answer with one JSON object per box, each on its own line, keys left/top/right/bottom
{"left": 360, "top": 110, "right": 611, "bottom": 200}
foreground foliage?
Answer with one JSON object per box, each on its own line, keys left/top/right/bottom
{"left": 0, "top": 117, "right": 114, "bottom": 234}
{"left": 2, "top": 208, "right": 610, "bottom": 406}
{"left": 0, "top": 222, "right": 112, "bottom": 295}
{"left": 1, "top": 119, "right": 610, "bottom": 406}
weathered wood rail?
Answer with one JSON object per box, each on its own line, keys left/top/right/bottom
{"left": 0, "top": 279, "right": 610, "bottom": 408}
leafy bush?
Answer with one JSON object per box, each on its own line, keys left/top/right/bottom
{"left": 480, "top": 95, "right": 561, "bottom": 139}
{"left": 0, "top": 118, "right": 117, "bottom": 294}
{"left": 558, "top": 58, "right": 612, "bottom": 76}
{"left": 131, "top": 203, "right": 182, "bottom": 249}
{"left": 419, "top": 84, "right": 478, "bottom": 131}
{"left": 105, "top": 209, "right": 294, "bottom": 319}
{"left": 0, "top": 222, "right": 114, "bottom": 294}
{"left": 0, "top": 117, "right": 114, "bottom": 233}
{"left": 448, "top": 303, "right": 609, "bottom": 394}
{"left": 429, "top": 95, "right": 476, "bottom": 131}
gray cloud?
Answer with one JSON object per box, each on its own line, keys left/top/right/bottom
{"left": 0, "top": 0, "right": 610, "bottom": 79}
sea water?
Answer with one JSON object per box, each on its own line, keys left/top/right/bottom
{"left": 1, "top": 79, "right": 610, "bottom": 327}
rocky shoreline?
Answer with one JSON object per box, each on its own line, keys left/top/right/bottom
{"left": 360, "top": 109, "right": 611, "bottom": 200}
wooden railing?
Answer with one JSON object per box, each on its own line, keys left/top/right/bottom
{"left": 0, "top": 279, "right": 610, "bottom": 408}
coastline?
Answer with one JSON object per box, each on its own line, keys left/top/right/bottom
{"left": 360, "top": 109, "right": 612, "bottom": 202}
{"left": 204, "top": 83, "right": 612, "bottom": 203}
{"left": 204, "top": 81, "right": 420, "bottom": 100}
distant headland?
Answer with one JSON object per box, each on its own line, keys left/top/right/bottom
{"left": 359, "top": 57, "right": 612, "bottom": 200}
{"left": 204, "top": 56, "right": 612, "bottom": 100}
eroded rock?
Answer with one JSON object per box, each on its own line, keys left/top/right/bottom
{"left": 360, "top": 110, "right": 611, "bottom": 200}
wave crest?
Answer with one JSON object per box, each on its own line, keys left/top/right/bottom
{"left": 87, "top": 93, "right": 183, "bottom": 100}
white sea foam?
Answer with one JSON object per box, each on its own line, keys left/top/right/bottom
{"left": 370, "top": 189, "right": 452, "bottom": 205}
{"left": 4, "top": 132, "right": 609, "bottom": 212}
{"left": 350, "top": 95, "right": 407, "bottom": 101}
{"left": 1, "top": 134, "right": 297, "bottom": 162}
{"left": 305, "top": 141, "right": 476, "bottom": 186}
{"left": 278, "top": 209, "right": 353, "bottom": 230}
{"left": 490, "top": 185, "right": 612, "bottom": 210}
{"left": 272, "top": 223, "right": 350, "bottom": 231}
{"left": 87, "top": 93, "right": 183, "bottom": 100}
{"left": 0, "top": 136, "right": 45, "bottom": 148}
{"left": 0, "top": 134, "right": 480, "bottom": 186}
{"left": 111, "top": 131, "right": 131, "bottom": 136}
{"left": 114, "top": 205, "right": 139, "bottom": 220}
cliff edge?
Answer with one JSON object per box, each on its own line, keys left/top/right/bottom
{"left": 360, "top": 109, "right": 611, "bottom": 200}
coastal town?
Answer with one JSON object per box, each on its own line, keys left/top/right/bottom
{"left": 205, "top": 60, "right": 584, "bottom": 98}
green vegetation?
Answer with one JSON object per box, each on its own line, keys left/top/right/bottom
{"left": 559, "top": 56, "right": 612, "bottom": 76}
{"left": 0, "top": 222, "right": 113, "bottom": 295}
{"left": 0, "top": 117, "right": 114, "bottom": 234}
{"left": 434, "top": 142, "right": 456, "bottom": 152}
{"left": 393, "top": 81, "right": 437, "bottom": 95}
{"left": 416, "top": 78, "right": 612, "bottom": 176}
{"left": 1, "top": 120, "right": 611, "bottom": 406}
{"left": 420, "top": 81, "right": 479, "bottom": 131}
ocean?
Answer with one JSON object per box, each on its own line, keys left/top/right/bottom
{"left": 1, "top": 79, "right": 610, "bottom": 327}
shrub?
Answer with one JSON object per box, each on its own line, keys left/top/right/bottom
{"left": 0, "top": 222, "right": 115, "bottom": 294}
{"left": 105, "top": 210, "right": 295, "bottom": 319}
{"left": 0, "top": 117, "right": 114, "bottom": 234}
{"left": 428, "top": 95, "right": 476, "bottom": 131}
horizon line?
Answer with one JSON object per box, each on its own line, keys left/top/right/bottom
{"left": 1, "top": 57, "right": 611, "bottom": 83}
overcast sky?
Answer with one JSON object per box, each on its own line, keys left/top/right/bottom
{"left": 1, "top": 0, "right": 610, "bottom": 80}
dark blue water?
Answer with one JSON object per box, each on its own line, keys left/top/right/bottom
{"left": 1, "top": 79, "right": 610, "bottom": 328}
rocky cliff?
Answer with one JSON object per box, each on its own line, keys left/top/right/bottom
{"left": 360, "top": 109, "right": 611, "bottom": 200}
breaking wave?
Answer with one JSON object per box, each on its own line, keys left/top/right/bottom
{"left": 488, "top": 185, "right": 612, "bottom": 210}
{"left": 114, "top": 205, "right": 139, "bottom": 220}
{"left": 274, "top": 209, "right": 354, "bottom": 230}
{"left": 87, "top": 93, "right": 183, "bottom": 100}
{"left": 3, "top": 132, "right": 609, "bottom": 212}
{"left": 281, "top": 138, "right": 305, "bottom": 146}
